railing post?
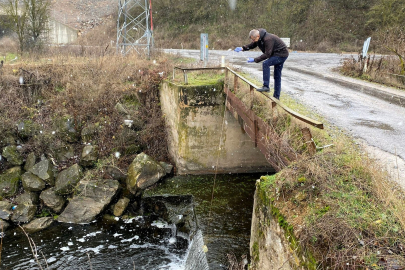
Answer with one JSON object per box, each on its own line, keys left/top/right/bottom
{"left": 254, "top": 119, "right": 258, "bottom": 147}
{"left": 184, "top": 70, "right": 188, "bottom": 85}
{"left": 224, "top": 68, "right": 229, "bottom": 93}
{"left": 233, "top": 74, "right": 238, "bottom": 93}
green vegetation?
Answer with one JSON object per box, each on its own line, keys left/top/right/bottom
{"left": 257, "top": 128, "right": 405, "bottom": 269}
{"left": 152, "top": 0, "right": 404, "bottom": 52}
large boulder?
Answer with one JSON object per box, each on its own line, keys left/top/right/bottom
{"left": 22, "top": 217, "right": 54, "bottom": 234}
{"left": 11, "top": 192, "right": 39, "bottom": 223}
{"left": 54, "top": 116, "right": 79, "bottom": 142}
{"left": 53, "top": 144, "right": 74, "bottom": 163}
{"left": 0, "top": 166, "right": 22, "bottom": 198}
{"left": 126, "top": 153, "right": 167, "bottom": 194}
{"left": 159, "top": 161, "right": 173, "bottom": 174}
{"left": 24, "top": 152, "right": 36, "bottom": 171}
{"left": 16, "top": 191, "right": 39, "bottom": 205}
{"left": 16, "top": 120, "right": 40, "bottom": 139}
{"left": 54, "top": 163, "right": 82, "bottom": 195}
{"left": 81, "top": 123, "right": 99, "bottom": 143}
{"left": 0, "top": 134, "right": 16, "bottom": 147}
{"left": 58, "top": 179, "right": 120, "bottom": 224}
{"left": 0, "top": 219, "right": 10, "bottom": 231}
{"left": 113, "top": 197, "right": 130, "bottom": 217}
{"left": 2, "top": 145, "right": 23, "bottom": 165}
{"left": 40, "top": 187, "right": 66, "bottom": 213}
{"left": 21, "top": 172, "right": 46, "bottom": 192}
{"left": 29, "top": 159, "right": 55, "bottom": 186}
{"left": 0, "top": 201, "right": 13, "bottom": 220}
{"left": 104, "top": 165, "right": 127, "bottom": 183}
{"left": 10, "top": 204, "right": 36, "bottom": 224}
{"left": 80, "top": 145, "right": 99, "bottom": 167}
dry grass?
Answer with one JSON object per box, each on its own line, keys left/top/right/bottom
{"left": 340, "top": 53, "right": 405, "bottom": 90}
{"left": 0, "top": 49, "right": 176, "bottom": 172}
{"left": 260, "top": 131, "right": 405, "bottom": 269}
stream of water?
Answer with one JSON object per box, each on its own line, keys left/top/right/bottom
{"left": 1, "top": 173, "right": 259, "bottom": 269}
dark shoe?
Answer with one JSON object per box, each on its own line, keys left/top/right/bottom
{"left": 256, "top": 86, "right": 270, "bottom": 92}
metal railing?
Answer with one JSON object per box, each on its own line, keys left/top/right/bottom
{"left": 172, "top": 66, "right": 324, "bottom": 129}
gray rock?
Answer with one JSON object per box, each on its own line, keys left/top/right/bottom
{"left": 58, "top": 179, "right": 120, "bottom": 224}
{"left": 0, "top": 166, "right": 22, "bottom": 198}
{"left": 24, "top": 152, "right": 36, "bottom": 171}
{"left": 40, "top": 187, "right": 66, "bottom": 213}
{"left": 113, "top": 197, "right": 130, "bottom": 217}
{"left": 22, "top": 217, "right": 54, "bottom": 234}
{"left": 80, "top": 145, "right": 99, "bottom": 167}
{"left": 115, "top": 102, "right": 129, "bottom": 115}
{"left": 2, "top": 145, "right": 23, "bottom": 165}
{"left": 54, "top": 145, "right": 74, "bottom": 163}
{"left": 126, "top": 152, "right": 167, "bottom": 194}
{"left": 0, "top": 134, "right": 15, "bottom": 147}
{"left": 17, "top": 120, "right": 40, "bottom": 139}
{"left": 159, "top": 162, "right": 173, "bottom": 174}
{"left": 54, "top": 116, "right": 79, "bottom": 142}
{"left": 29, "top": 159, "right": 54, "bottom": 185}
{"left": 54, "top": 163, "right": 82, "bottom": 195}
{"left": 16, "top": 191, "right": 39, "bottom": 205}
{"left": 81, "top": 123, "right": 99, "bottom": 143}
{"left": 0, "top": 219, "right": 10, "bottom": 231}
{"left": 0, "top": 201, "right": 13, "bottom": 220}
{"left": 22, "top": 172, "right": 46, "bottom": 192}
{"left": 11, "top": 203, "right": 36, "bottom": 223}
{"left": 104, "top": 166, "right": 127, "bottom": 182}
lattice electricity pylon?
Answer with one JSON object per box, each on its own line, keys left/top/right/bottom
{"left": 116, "top": 0, "right": 153, "bottom": 56}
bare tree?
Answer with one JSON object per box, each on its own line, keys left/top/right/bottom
{"left": 378, "top": 26, "right": 405, "bottom": 75}
{"left": 24, "top": 0, "right": 51, "bottom": 46}
{"left": 1, "top": 0, "right": 50, "bottom": 52}
{"left": 1, "top": 0, "right": 27, "bottom": 52}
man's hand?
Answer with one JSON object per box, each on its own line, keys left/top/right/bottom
{"left": 247, "top": 58, "right": 255, "bottom": 63}
{"left": 234, "top": 47, "right": 243, "bottom": 52}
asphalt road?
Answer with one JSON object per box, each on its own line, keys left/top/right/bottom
{"left": 164, "top": 49, "right": 405, "bottom": 189}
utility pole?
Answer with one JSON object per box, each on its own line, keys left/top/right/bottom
{"left": 116, "top": 0, "right": 153, "bottom": 56}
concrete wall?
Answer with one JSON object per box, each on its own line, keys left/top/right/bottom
{"left": 47, "top": 20, "right": 78, "bottom": 44}
{"left": 160, "top": 80, "right": 274, "bottom": 175}
{"left": 250, "top": 189, "right": 298, "bottom": 270}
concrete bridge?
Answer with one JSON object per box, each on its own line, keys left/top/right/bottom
{"left": 160, "top": 67, "right": 323, "bottom": 174}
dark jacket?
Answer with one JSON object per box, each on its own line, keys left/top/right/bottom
{"left": 242, "top": 29, "right": 289, "bottom": 63}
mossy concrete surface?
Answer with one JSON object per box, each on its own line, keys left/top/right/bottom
{"left": 250, "top": 178, "right": 316, "bottom": 270}
{"left": 160, "top": 80, "right": 274, "bottom": 174}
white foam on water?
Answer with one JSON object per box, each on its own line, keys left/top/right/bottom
{"left": 108, "top": 245, "right": 118, "bottom": 249}
{"left": 60, "top": 246, "right": 70, "bottom": 251}
{"left": 151, "top": 220, "right": 168, "bottom": 228}
{"left": 123, "top": 216, "right": 143, "bottom": 224}
{"left": 168, "top": 237, "right": 177, "bottom": 244}
{"left": 121, "top": 235, "right": 139, "bottom": 243}
{"left": 47, "top": 257, "right": 57, "bottom": 263}
{"left": 79, "top": 245, "right": 104, "bottom": 254}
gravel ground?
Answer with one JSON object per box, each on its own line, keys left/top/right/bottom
{"left": 51, "top": 0, "right": 116, "bottom": 30}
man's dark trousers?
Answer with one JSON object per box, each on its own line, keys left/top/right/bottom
{"left": 262, "top": 56, "right": 288, "bottom": 99}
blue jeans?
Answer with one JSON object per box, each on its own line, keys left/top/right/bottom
{"left": 262, "top": 56, "right": 288, "bottom": 99}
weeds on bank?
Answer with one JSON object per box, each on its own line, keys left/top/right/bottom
{"left": 260, "top": 131, "right": 405, "bottom": 269}
{"left": 0, "top": 50, "right": 176, "bottom": 171}
{"left": 340, "top": 53, "right": 405, "bottom": 90}
{"left": 229, "top": 67, "right": 405, "bottom": 268}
